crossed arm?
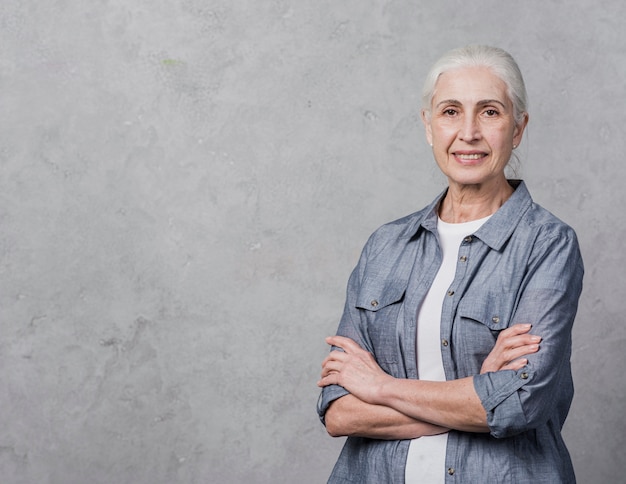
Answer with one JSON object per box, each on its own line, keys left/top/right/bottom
{"left": 317, "top": 324, "right": 541, "bottom": 440}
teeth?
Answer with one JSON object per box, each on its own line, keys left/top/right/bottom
{"left": 457, "top": 154, "right": 482, "bottom": 160}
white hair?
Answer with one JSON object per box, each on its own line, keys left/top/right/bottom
{"left": 422, "top": 45, "right": 528, "bottom": 124}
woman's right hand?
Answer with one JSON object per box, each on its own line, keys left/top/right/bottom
{"left": 480, "top": 324, "right": 541, "bottom": 374}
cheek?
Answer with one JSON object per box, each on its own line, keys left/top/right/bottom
{"left": 432, "top": 149, "right": 452, "bottom": 171}
{"left": 431, "top": 124, "right": 456, "bottom": 144}
{"left": 487, "top": 127, "right": 514, "bottom": 150}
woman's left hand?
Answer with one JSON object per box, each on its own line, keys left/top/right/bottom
{"left": 480, "top": 323, "right": 541, "bottom": 374}
{"left": 318, "top": 335, "right": 392, "bottom": 405}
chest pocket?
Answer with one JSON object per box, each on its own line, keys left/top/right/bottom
{"left": 457, "top": 291, "right": 512, "bottom": 332}
{"left": 356, "top": 277, "right": 407, "bottom": 312}
{"left": 455, "top": 291, "right": 514, "bottom": 374}
{"left": 356, "top": 277, "right": 407, "bottom": 366}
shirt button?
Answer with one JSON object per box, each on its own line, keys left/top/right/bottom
{"left": 521, "top": 372, "right": 529, "bottom": 380}
{"left": 492, "top": 316, "right": 500, "bottom": 323}
{"left": 370, "top": 300, "right": 379, "bottom": 308}
{"left": 442, "top": 339, "right": 449, "bottom": 347}
{"left": 447, "top": 467, "right": 455, "bottom": 475}
{"left": 464, "top": 236, "right": 473, "bottom": 243}
{"left": 447, "top": 290, "right": 455, "bottom": 296}
{"left": 459, "top": 255, "right": 467, "bottom": 262}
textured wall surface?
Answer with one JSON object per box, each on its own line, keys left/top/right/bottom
{"left": 1, "top": 1, "right": 624, "bottom": 483}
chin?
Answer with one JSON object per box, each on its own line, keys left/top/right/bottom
{"left": 447, "top": 172, "right": 502, "bottom": 187}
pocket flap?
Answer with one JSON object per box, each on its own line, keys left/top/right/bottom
{"left": 356, "top": 277, "right": 407, "bottom": 311}
{"left": 457, "top": 292, "right": 510, "bottom": 330}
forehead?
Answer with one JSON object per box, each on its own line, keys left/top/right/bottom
{"left": 432, "top": 66, "right": 510, "bottom": 106}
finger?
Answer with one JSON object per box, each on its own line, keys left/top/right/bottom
{"left": 321, "top": 350, "right": 346, "bottom": 368}
{"left": 325, "top": 335, "right": 364, "bottom": 353}
{"left": 317, "top": 372, "right": 339, "bottom": 388}
{"left": 499, "top": 335, "right": 542, "bottom": 353}
{"left": 501, "top": 358, "right": 528, "bottom": 372}
{"left": 498, "top": 323, "right": 532, "bottom": 339}
{"left": 320, "top": 357, "right": 345, "bottom": 376}
{"left": 497, "top": 328, "right": 541, "bottom": 348}
{"left": 502, "top": 343, "right": 540, "bottom": 363}
{"left": 320, "top": 364, "right": 340, "bottom": 378}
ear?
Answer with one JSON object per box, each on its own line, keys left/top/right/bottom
{"left": 421, "top": 109, "right": 433, "bottom": 146}
{"left": 513, "top": 112, "right": 529, "bottom": 147}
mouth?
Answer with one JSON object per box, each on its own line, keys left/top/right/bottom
{"left": 454, "top": 152, "right": 487, "bottom": 165}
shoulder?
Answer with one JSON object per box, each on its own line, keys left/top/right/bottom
{"left": 350, "top": 205, "right": 433, "bottom": 287}
{"left": 520, "top": 200, "right": 579, "bottom": 244}
{"left": 503, "top": 180, "right": 579, "bottom": 243}
{"left": 515, "top": 201, "right": 584, "bottom": 278}
{"left": 364, "top": 204, "right": 432, "bottom": 256}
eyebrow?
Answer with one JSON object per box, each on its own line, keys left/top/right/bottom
{"left": 436, "top": 99, "right": 507, "bottom": 109}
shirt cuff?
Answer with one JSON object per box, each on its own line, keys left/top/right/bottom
{"left": 317, "top": 384, "right": 350, "bottom": 425}
{"left": 473, "top": 368, "right": 533, "bottom": 438}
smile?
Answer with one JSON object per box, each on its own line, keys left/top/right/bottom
{"left": 455, "top": 153, "right": 485, "bottom": 160}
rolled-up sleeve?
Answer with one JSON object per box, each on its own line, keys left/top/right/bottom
{"left": 473, "top": 227, "right": 584, "bottom": 438}
{"left": 317, "top": 243, "right": 374, "bottom": 425}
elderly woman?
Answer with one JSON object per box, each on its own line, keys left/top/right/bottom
{"left": 317, "top": 45, "right": 584, "bottom": 483}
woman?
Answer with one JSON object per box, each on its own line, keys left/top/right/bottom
{"left": 317, "top": 45, "right": 584, "bottom": 483}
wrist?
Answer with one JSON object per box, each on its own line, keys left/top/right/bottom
{"left": 373, "top": 373, "right": 397, "bottom": 407}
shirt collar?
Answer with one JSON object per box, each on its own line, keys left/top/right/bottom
{"left": 409, "top": 180, "right": 533, "bottom": 251}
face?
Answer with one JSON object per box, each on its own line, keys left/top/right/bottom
{"left": 422, "top": 66, "right": 527, "bottom": 190}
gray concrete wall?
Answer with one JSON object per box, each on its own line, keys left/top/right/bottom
{"left": 1, "top": 1, "right": 623, "bottom": 483}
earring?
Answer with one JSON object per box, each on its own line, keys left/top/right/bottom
{"left": 513, "top": 144, "right": 517, "bottom": 149}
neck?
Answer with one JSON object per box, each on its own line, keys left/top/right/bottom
{"left": 439, "top": 178, "right": 514, "bottom": 223}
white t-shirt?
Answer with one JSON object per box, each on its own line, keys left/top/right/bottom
{"left": 405, "top": 215, "right": 490, "bottom": 484}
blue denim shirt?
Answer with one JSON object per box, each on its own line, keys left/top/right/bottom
{"left": 317, "top": 181, "right": 583, "bottom": 483}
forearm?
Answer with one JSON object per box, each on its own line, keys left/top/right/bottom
{"left": 320, "top": 336, "right": 490, "bottom": 433}
{"left": 325, "top": 393, "right": 449, "bottom": 440}
{"left": 378, "top": 376, "right": 489, "bottom": 433}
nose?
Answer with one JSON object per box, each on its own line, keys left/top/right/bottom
{"left": 459, "top": 116, "right": 481, "bottom": 142}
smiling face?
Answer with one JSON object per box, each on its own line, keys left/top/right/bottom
{"left": 422, "top": 66, "right": 528, "bottom": 191}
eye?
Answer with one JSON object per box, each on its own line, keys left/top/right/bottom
{"left": 483, "top": 109, "right": 499, "bottom": 117}
{"left": 442, "top": 108, "right": 458, "bottom": 116}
